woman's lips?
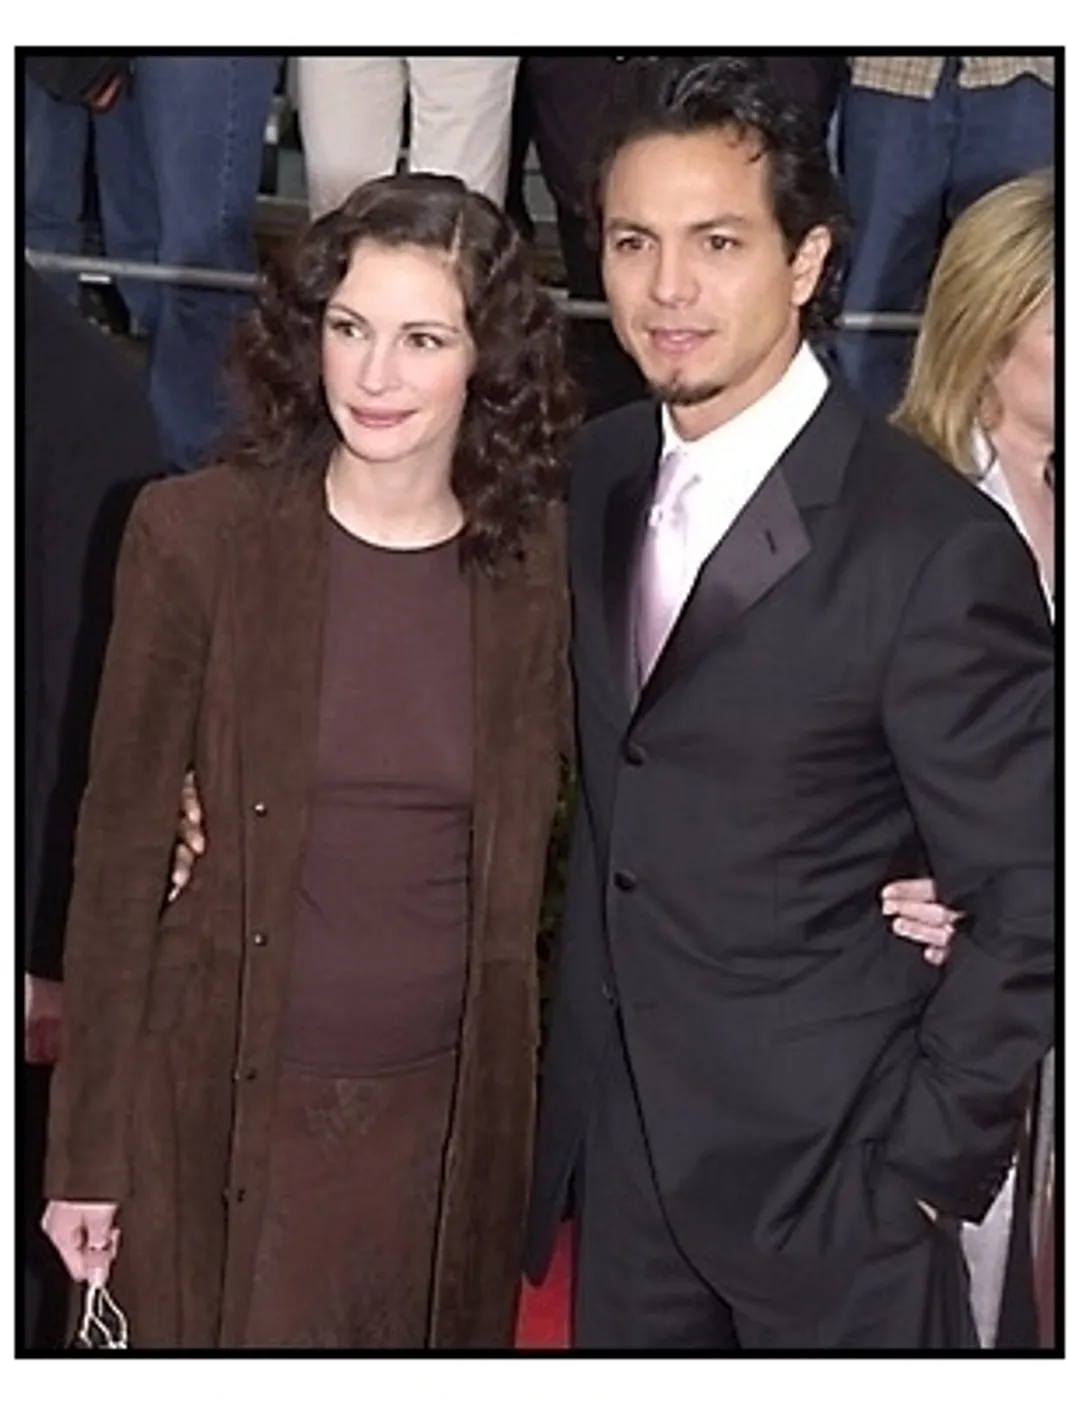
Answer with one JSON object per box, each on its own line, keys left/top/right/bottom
{"left": 349, "top": 407, "right": 415, "bottom": 428}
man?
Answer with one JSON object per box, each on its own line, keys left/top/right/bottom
{"left": 23, "top": 264, "right": 165, "bottom": 1347}
{"left": 523, "top": 58, "right": 1054, "bottom": 1350}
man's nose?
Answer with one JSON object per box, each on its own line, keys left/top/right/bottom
{"left": 649, "top": 246, "right": 699, "bottom": 306}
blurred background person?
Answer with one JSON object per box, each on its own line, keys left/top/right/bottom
{"left": 91, "top": 55, "right": 282, "bottom": 472}
{"left": 893, "top": 167, "right": 1055, "bottom": 1348}
{"left": 837, "top": 56, "right": 1055, "bottom": 418}
{"left": 23, "top": 264, "right": 166, "bottom": 1350}
{"left": 296, "top": 55, "right": 519, "bottom": 216}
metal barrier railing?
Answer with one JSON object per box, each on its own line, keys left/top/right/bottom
{"left": 24, "top": 250, "right": 923, "bottom": 333}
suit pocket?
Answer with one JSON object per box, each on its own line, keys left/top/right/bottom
{"left": 867, "top": 1144, "right": 936, "bottom": 1247}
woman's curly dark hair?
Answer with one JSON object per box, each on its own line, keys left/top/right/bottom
{"left": 586, "top": 56, "right": 850, "bottom": 341}
{"left": 222, "top": 172, "right": 583, "bottom": 572}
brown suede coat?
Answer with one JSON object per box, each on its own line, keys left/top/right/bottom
{"left": 45, "top": 463, "right": 570, "bottom": 1349}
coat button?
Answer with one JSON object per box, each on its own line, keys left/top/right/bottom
{"left": 252, "top": 931, "right": 268, "bottom": 947}
{"left": 601, "top": 982, "right": 617, "bottom": 1005}
{"left": 613, "top": 871, "right": 637, "bottom": 892}
{"left": 235, "top": 1188, "right": 246, "bottom": 1203}
{"left": 252, "top": 801, "right": 268, "bottom": 816}
{"left": 622, "top": 741, "right": 647, "bottom": 766}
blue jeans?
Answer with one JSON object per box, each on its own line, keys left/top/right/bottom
{"left": 94, "top": 56, "right": 281, "bottom": 470}
{"left": 835, "top": 67, "right": 1054, "bottom": 419}
{"left": 23, "top": 76, "right": 92, "bottom": 304}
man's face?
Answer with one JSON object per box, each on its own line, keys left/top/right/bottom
{"left": 600, "top": 127, "right": 830, "bottom": 437}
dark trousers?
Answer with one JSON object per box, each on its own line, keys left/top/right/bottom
{"left": 572, "top": 1017, "right": 979, "bottom": 1351}
{"left": 836, "top": 66, "right": 1055, "bottom": 419}
{"left": 508, "top": 57, "right": 648, "bottom": 419}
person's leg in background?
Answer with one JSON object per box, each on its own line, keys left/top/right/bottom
{"left": 504, "top": 60, "right": 536, "bottom": 241}
{"left": 407, "top": 57, "right": 519, "bottom": 205}
{"left": 524, "top": 57, "right": 647, "bottom": 418}
{"left": 23, "top": 75, "right": 91, "bottom": 305}
{"left": 297, "top": 56, "right": 405, "bottom": 218}
{"left": 835, "top": 71, "right": 954, "bottom": 419}
{"left": 121, "top": 56, "right": 280, "bottom": 472}
{"left": 948, "top": 74, "right": 1055, "bottom": 217}
{"left": 92, "top": 73, "right": 163, "bottom": 342}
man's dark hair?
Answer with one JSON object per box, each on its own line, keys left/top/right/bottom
{"left": 587, "top": 56, "right": 849, "bottom": 339}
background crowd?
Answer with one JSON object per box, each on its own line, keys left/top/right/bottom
{"left": 21, "top": 52, "right": 1057, "bottom": 1353}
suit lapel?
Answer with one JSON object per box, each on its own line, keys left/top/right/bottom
{"left": 636, "top": 468, "right": 811, "bottom": 716}
{"left": 602, "top": 407, "right": 662, "bottom": 707}
{"left": 633, "top": 377, "right": 865, "bottom": 720}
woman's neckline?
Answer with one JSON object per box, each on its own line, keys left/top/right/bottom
{"left": 328, "top": 513, "right": 463, "bottom": 555}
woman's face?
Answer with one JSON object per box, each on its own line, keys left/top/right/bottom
{"left": 321, "top": 240, "right": 476, "bottom": 472}
{"left": 989, "top": 296, "right": 1055, "bottom": 442}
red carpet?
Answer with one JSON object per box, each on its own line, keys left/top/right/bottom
{"left": 515, "top": 1223, "right": 572, "bottom": 1349}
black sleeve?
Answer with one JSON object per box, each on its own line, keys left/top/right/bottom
{"left": 23, "top": 55, "right": 129, "bottom": 105}
{"left": 879, "top": 517, "right": 1055, "bottom": 1221}
{"left": 23, "top": 268, "right": 167, "bottom": 978}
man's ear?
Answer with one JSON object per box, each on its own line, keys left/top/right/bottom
{"left": 790, "top": 225, "right": 833, "bottom": 311}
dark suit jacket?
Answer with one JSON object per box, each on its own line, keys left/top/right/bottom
{"left": 23, "top": 265, "right": 165, "bottom": 978}
{"left": 526, "top": 378, "right": 1054, "bottom": 1328}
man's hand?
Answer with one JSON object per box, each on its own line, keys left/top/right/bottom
{"left": 42, "top": 1201, "right": 120, "bottom": 1284}
{"left": 167, "top": 771, "right": 206, "bottom": 903}
{"left": 24, "top": 974, "right": 63, "bottom": 1065}
{"left": 881, "top": 877, "right": 961, "bottom": 967}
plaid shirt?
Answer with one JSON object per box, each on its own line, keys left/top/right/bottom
{"left": 850, "top": 56, "right": 1055, "bottom": 99}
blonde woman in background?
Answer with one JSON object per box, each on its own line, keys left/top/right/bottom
{"left": 894, "top": 167, "right": 1055, "bottom": 1349}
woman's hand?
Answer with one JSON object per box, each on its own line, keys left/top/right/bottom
{"left": 167, "top": 771, "right": 206, "bottom": 902}
{"left": 42, "top": 1201, "right": 120, "bottom": 1283}
{"left": 881, "top": 877, "right": 961, "bottom": 967}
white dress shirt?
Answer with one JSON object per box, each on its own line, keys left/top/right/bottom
{"left": 654, "top": 342, "right": 829, "bottom": 612}
{"left": 970, "top": 427, "right": 1054, "bottom": 618}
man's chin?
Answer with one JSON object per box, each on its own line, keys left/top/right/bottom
{"left": 647, "top": 376, "right": 726, "bottom": 409}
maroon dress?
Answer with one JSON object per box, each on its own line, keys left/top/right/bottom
{"left": 243, "top": 519, "right": 472, "bottom": 1347}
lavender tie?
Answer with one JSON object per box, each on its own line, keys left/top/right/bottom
{"left": 634, "top": 449, "right": 700, "bottom": 685}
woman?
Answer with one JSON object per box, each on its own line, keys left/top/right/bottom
{"left": 41, "top": 172, "right": 580, "bottom": 1349}
{"left": 894, "top": 167, "right": 1055, "bottom": 1348}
